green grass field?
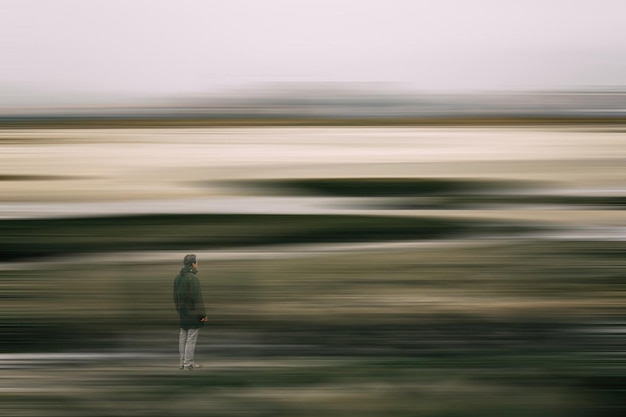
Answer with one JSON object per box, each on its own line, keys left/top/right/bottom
{"left": 1, "top": 238, "right": 624, "bottom": 416}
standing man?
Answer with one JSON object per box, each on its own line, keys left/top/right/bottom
{"left": 173, "top": 254, "right": 207, "bottom": 370}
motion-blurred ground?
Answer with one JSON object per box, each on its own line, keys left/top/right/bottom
{"left": 1, "top": 125, "right": 625, "bottom": 416}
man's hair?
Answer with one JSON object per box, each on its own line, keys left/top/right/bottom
{"left": 183, "top": 254, "right": 197, "bottom": 266}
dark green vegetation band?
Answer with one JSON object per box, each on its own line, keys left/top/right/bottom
{"left": 0, "top": 213, "right": 536, "bottom": 262}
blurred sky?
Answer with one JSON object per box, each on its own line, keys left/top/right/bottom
{"left": 1, "top": 0, "right": 625, "bottom": 105}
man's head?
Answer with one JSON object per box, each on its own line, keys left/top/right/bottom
{"left": 183, "top": 254, "right": 197, "bottom": 268}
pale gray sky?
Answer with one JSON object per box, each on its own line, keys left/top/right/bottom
{"left": 1, "top": 0, "right": 625, "bottom": 103}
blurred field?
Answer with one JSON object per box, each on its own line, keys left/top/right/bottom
{"left": 1, "top": 240, "right": 625, "bottom": 416}
{"left": 1, "top": 125, "right": 625, "bottom": 203}
{"left": 1, "top": 125, "right": 625, "bottom": 416}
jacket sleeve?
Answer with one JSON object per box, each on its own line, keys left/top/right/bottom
{"left": 191, "top": 276, "right": 206, "bottom": 317}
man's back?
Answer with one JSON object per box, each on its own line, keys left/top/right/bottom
{"left": 173, "top": 265, "right": 205, "bottom": 329}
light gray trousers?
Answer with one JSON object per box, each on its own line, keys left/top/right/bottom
{"left": 179, "top": 328, "right": 200, "bottom": 368}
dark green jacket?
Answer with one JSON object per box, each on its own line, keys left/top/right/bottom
{"left": 173, "top": 266, "right": 206, "bottom": 329}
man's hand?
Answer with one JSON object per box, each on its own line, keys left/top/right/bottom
{"left": 200, "top": 316, "right": 208, "bottom": 323}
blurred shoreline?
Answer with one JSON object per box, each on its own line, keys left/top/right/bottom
{"left": 2, "top": 85, "right": 624, "bottom": 129}
{"left": 1, "top": 115, "right": 626, "bottom": 129}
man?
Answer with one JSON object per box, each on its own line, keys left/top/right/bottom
{"left": 173, "top": 254, "right": 207, "bottom": 370}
